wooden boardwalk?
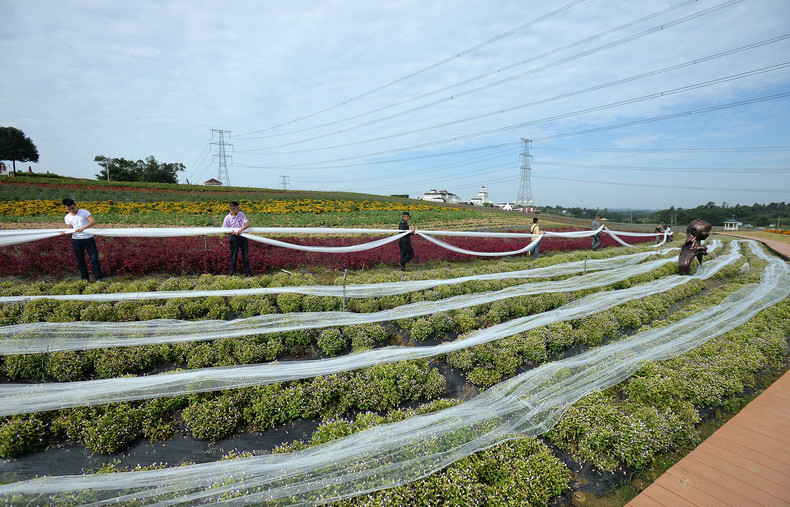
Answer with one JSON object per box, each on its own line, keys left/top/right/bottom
{"left": 625, "top": 369, "right": 790, "bottom": 507}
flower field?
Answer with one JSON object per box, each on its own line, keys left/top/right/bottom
{"left": 0, "top": 233, "right": 630, "bottom": 277}
{"left": 0, "top": 198, "right": 448, "bottom": 217}
{"left": 0, "top": 180, "right": 789, "bottom": 506}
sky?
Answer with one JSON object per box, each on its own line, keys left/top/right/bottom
{"left": 2, "top": 0, "right": 789, "bottom": 210}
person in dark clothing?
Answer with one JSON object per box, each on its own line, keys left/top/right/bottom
{"left": 654, "top": 223, "right": 665, "bottom": 244}
{"left": 398, "top": 211, "right": 415, "bottom": 271}
{"left": 590, "top": 214, "right": 602, "bottom": 250}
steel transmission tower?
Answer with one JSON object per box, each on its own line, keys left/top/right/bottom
{"left": 211, "top": 129, "right": 233, "bottom": 185}
{"left": 516, "top": 138, "right": 534, "bottom": 207}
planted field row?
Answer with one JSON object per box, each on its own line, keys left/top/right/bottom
{"left": 0, "top": 176, "right": 418, "bottom": 204}
{"left": 0, "top": 198, "right": 448, "bottom": 217}
{"left": 0, "top": 233, "right": 642, "bottom": 277}
{"left": 1, "top": 240, "right": 788, "bottom": 506}
{"left": 0, "top": 251, "right": 684, "bottom": 364}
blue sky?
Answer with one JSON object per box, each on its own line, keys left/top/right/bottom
{"left": 2, "top": 0, "right": 789, "bottom": 209}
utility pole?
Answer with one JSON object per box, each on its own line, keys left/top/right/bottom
{"left": 516, "top": 138, "right": 534, "bottom": 207}
{"left": 211, "top": 129, "right": 233, "bottom": 185}
{"left": 279, "top": 175, "right": 290, "bottom": 191}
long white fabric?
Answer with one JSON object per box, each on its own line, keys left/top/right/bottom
{"left": 0, "top": 225, "right": 664, "bottom": 252}
{"left": 0, "top": 243, "right": 726, "bottom": 414}
{"left": 418, "top": 232, "right": 541, "bottom": 256}
{"left": 1, "top": 241, "right": 786, "bottom": 507}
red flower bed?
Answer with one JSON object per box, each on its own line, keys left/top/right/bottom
{"left": 0, "top": 232, "right": 650, "bottom": 278}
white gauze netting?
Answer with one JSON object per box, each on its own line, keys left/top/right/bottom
{"left": 0, "top": 249, "right": 671, "bottom": 304}
{"left": 0, "top": 241, "right": 786, "bottom": 506}
{"left": 0, "top": 243, "right": 725, "bottom": 415}
{"left": 0, "top": 225, "right": 666, "bottom": 251}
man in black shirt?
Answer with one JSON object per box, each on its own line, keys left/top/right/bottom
{"left": 398, "top": 211, "right": 415, "bottom": 271}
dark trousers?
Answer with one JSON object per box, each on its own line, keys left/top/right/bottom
{"left": 591, "top": 234, "right": 602, "bottom": 250}
{"left": 229, "top": 235, "right": 252, "bottom": 276}
{"left": 399, "top": 242, "right": 414, "bottom": 266}
{"left": 72, "top": 237, "right": 103, "bottom": 281}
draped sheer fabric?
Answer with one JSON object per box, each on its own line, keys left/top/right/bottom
{"left": 1, "top": 241, "right": 787, "bottom": 507}
{"left": 0, "top": 248, "right": 691, "bottom": 359}
{"left": 0, "top": 225, "right": 664, "bottom": 251}
{"left": 0, "top": 242, "right": 721, "bottom": 415}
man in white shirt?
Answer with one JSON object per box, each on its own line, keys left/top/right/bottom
{"left": 61, "top": 198, "right": 104, "bottom": 281}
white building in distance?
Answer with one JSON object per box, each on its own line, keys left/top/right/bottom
{"left": 470, "top": 186, "right": 490, "bottom": 206}
{"left": 422, "top": 189, "right": 462, "bottom": 204}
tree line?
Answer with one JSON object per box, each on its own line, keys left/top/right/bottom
{"left": 0, "top": 126, "right": 184, "bottom": 184}
{"left": 540, "top": 202, "right": 787, "bottom": 228}
{"left": 650, "top": 202, "right": 787, "bottom": 228}
{"left": 94, "top": 155, "right": 184, "bottom": 184}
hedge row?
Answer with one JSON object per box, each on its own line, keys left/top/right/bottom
{"left": 0, "top": 359, "right": 446, "bottom": 457}
{"left": 547, "top": 297, "right": 790, "bottom": 471}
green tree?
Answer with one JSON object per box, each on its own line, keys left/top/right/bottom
{"left": 95, "top": 155, "right": 184, "bottom": 183}
{"left": 0, "top": 126, "right": 39, "bottom": 173}
{"left": 650, "top": 201, "right": 788, "bottom": 228}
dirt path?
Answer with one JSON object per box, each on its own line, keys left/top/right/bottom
{"left": 714, "top": 231, "right": 790, "bottom": 260}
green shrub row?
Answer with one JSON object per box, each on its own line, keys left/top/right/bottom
{"left": 241, "top": 397, "right": 571, "bottom": 507}
{"left": 0, "top": 359, "right": 446, "bottom": 457}
{"left": 0, "top": 255, "right": 687, "bottom": 383}
{"left": 332, "top": 437, "right": 571, "bottom": 507}
{"left": 0, "top": 323, "right": 392, "bottom": 382}
{"left": 547, "top": 296, "right": 790, "bottom": 472}
{"left": 0, "top": 244, "right": 672, "bottom": 326}
{"left": 446, "top": 277, "right": 707, "bottom": 387}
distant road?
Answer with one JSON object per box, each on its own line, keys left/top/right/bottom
{"left": 714, "top": 231, "right": 790, "bottom": 260}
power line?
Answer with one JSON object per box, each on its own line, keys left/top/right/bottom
{"left": 532, "top": 174, "right": 789, "bottom": 193}
{"left": 232, "top": 88, "right": 790, "bottom": 171}
{"left": 532, "top": 91, "right": 790, "bottom": 142}
{"left": 235, "top": 0, "right": 703, "bottom": 142}
{"left": 311, "top": 163, "right": 516, "bottom": 193}
{"left": 331, "top": 0, "right": 476, "bottom": 76}
{"left": 234, "top": 0, "right": 587, "bottom": 138}
{"left": 183, "top": 143, "right": 212, "bottom": 183}
{"left": 233, "top": 143, "right": 519, "bottom": 170}
{"left": 239, "top": 61, "right": 789, "bottom": 157}
{"left": 535, "top": 145, "right": 790, "bottom": 153}
{"left": 237, "top": 0, "right": 751, "bottom": 152}
{"left": 536, "top": 161, "right": 790, "bottom": 173}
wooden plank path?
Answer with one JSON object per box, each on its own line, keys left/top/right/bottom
{"left": 625, "top": 369, "right": 790, "bottom": 507}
